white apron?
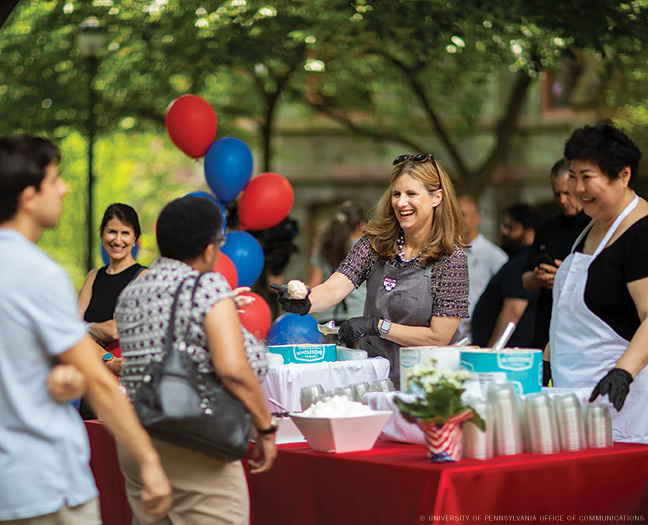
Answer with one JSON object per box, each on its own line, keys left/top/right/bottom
{"left": 550, "top": 195, "right": 648, "bottom": 443}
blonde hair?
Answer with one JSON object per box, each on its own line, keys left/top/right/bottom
{"left": 364, "top": 157, "right": 466, "bottom": 263}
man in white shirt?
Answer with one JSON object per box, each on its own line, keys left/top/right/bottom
{"left": 0, "top": 135, "right": 171, "bottom": 523}
{"left": 458, "top": 195, "right": 508, "bottom": 341}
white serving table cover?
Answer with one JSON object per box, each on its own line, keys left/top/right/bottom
{"left": 363, "top": 391, "right": 425, "bottom": 445}
{"left": 262, "top": 357, "right": 390, "bottom": 413}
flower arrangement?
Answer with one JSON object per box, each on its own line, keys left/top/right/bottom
{"left": 394, "top": 359, "right": 485, "bottom": 430}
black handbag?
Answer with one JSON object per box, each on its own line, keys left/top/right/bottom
{"left": 133, "top": 274, "right": 251, "bottom": 461}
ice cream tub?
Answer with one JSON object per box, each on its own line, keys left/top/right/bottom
{"left": 267, "top": 344, "right": 337, "bottom": 364}
{"left": 399, "top": 346, "right": 467, "bottom": 392}
{"left": 459, "top": 348, "right": 542, "bottom": 396}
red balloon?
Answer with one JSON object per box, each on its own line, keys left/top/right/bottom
{"left": 238, "top": 293, "right": 271, "bottom": 340}
{"left": 238, "top": 172, "right": 294, "bottom": 230}
{"left": 165, "top": 95, "right": 217, "bottom": 158}
{"left": 213, "top": 252, "right": 238, "bottom": 289}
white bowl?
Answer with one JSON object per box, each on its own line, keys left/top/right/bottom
{"left": 290, "top": 410, "right": 392, "bottom": 453}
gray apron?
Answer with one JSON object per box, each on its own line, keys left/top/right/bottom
{"left": 361, "top": 259, "right": 459, "bottom": 389}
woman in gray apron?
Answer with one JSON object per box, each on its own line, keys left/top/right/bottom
{"left": 273, "top": 154, "right": 469, "bottom": 389}
{"left": 549, "top": 121, "right": 648, "bottom": 443}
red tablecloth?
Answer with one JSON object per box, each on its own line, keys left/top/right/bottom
{"left": 84, "top": 420, "right": 648, "bottom": 525}
{"left": 246, "top": 441, "right": 648, "bottom": 524}
{"left": 84, "top": 420, "right": 132, "bottom": 525}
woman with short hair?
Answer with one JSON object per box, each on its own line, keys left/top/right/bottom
{"left": 550, "top": 120, "right": 648, "bottom": 443}
{"left": 116, "top": 196, "right": 276, "bottom": 524}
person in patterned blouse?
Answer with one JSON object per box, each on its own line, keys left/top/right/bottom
{"left": 116, "top": 196, "right": 276, "bottom": 524}
{"left": 275, "top": 154, "right": 469, "bottom": 388}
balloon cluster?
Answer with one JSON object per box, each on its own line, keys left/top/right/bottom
{"left": 165, "top": 94, "right": 296, "bottom": 340}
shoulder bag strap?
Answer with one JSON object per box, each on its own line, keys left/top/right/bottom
{"left": 161, "top": 272, "right": 207, "bottom": 363}
{"left": 161, "top": 275, "right": 194, "bottom": 360}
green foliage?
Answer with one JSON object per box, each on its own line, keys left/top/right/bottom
{"left": 3, "top": 0, "right": 648, "bottom": 280}
{"left": 36, "top": 130, "right": 204, "bottom": 290}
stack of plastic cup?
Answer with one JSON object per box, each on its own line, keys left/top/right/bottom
{"left": 333, "top": 386, "right": 356, "bottom": 400}
{"left": 488, "top": 382, "right": 524, "bottom": 456}
{"left": 300, "top": 384, "right": 324, "bottom": 411}
{"left": 371, "top": 379, "right": 395, "bottom": 392}
{"left": 462, "top": 399, "right": 493, "bottom": 460}
{"left": 351, "top": 382, "right": 372, "bottom": 402}
{"left": 523, "top": 393, "right": 560, "bottom": 454}
{"left": 553, "top": 394, "right": 586, "bottom": 451}
{"left": 584, "top": 405, "right": 613, "bottom": 448}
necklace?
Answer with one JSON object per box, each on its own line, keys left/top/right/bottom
{"left": 397, "top": 231, "right": 422, "bottom": 263}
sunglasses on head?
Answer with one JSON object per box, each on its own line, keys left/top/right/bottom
{"left": 392, "top": 153, "right": 439, "bottom": 172}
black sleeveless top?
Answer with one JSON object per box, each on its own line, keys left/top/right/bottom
{"left": 83, "top": 263, "right": 145, "bottom": 322}
{"left": 575, "top": 216, "right": 648, "bottom": 341}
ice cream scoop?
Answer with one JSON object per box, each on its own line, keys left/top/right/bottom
{"left": 287, "top": 279, "right": 309, "bottom": 299}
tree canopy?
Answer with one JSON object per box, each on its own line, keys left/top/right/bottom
{"left": 2, "top": 0, "right": 648, "bottom": 284}
{"left": 3, "top": 1, "right": 648, "bottom": 191}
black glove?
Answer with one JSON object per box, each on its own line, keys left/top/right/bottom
{"left": 589, "top": 368, "right": 634, "bottom": 411}
{"left": 339, "top": 317, "right": 380, "bottom": 344}
{"left": 269, "top": 283, "right": 311, "bottom": 316}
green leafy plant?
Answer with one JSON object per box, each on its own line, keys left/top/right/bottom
{"left": 395, "top": 359, "right": 485, "bottom": 430}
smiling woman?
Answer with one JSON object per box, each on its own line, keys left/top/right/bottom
{"left": 549, "top": 120, "right": 648, "bottom": 443}
{"left": 77, "top": 204, "right": 147, "bottom": 400}
{"left": 274, "top": 154, "right": 469, "bottom": 388}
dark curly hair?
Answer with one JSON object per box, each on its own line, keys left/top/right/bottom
{"left": 156, "top": 196, "right": 224, "bottom": 261}
{"left": 564, "top": 120, "right": 642, "bottom": 189}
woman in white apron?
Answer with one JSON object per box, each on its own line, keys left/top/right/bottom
{"left": 272, "top": 154, "right": 469, "bottom": 389}
{"left": 549, "top": 121, "right": 648, "bottom": 443}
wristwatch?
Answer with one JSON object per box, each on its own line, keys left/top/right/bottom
{"left": 102, "top": 352, "right": 115, "bottom": 363}
{"left": 257, "top": 415, "right": 279, "bottom": 435}
{"left": 379, "top": 319, "right": 392, "bottom": 339}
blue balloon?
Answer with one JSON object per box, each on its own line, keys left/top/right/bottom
{"left": 267, "top": 313, "right": 322, "bottom": 345}
{"left": 101, "top": 241, "right": 139, "bottom": 266}
{"left": 204, "top": 137, "right": 253, "bottom": 203}
{"left": 220, "top": 231, "right": 264, "bottom": 287}
{"left": 182, "top": 191, "right": 227, "bottom": 233}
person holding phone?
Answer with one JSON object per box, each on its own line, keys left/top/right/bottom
{"left": 471, "top": 204, "right": 540, "bottom": 348}
{"left": 522, "top": 158, "right": 589, "bottom": 384}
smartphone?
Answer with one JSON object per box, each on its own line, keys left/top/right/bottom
{"left": 531, "top": 251, "right": 556, "bottom": 268}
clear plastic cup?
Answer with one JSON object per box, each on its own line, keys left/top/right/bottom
{"left": 300, "top": 384, "right": 324, "bottom": 411}
{"left": 462, "top": 400, "right": 493, "bottom": 460}
{"left": 488, "top": 382, "right": 523, "bottom": 456}
{"left": 523, "top": 393, "right": 560, "bottom": 454}
{"left": 371, "top": 379, "right": 395, "bottom": 392}
{"left": 585, "top": 405, "right": 613, "bottom": 448}
{"left": 552, "top": 394, "right": 586, "bottom": 451}
{"left": 351, "top": 382, "right": 372, "bottom": 402}
{"left": 333, "top": 386, "right": 356, "bottom": 401}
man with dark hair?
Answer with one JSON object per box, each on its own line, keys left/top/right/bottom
{"left": 522, "top": 158, "right": 590, "bottom": 384}
{"left": 0, "top": 136, "right": 171, "bottom": 523}
{"left": 471, "top": 203, "right": 541, "bottom": 348}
